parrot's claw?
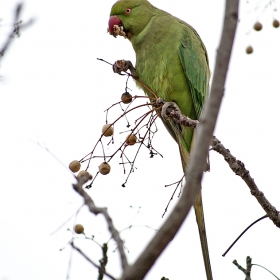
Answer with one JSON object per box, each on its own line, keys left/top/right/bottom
{"left": 161, "top": 101, "right": 181, "bottom": 120}
{"left": 112, "top": 60, "right": 138, "bottom": 78}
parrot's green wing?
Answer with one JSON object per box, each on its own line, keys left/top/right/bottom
{"left": 178, "top": 24, "right": 213, "bottom": 280}
{"left": 179, "top": 23, "right": 210, "bottom": 118}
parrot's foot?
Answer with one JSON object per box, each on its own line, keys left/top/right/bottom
{"left": 161, "top": 101, "right": 181, "bottom": 120}
{"left": 112, "top": 60, "right": 138, "bottom": 78}
{"left": 158, "top": 99, "right": 199, "bottom": 128}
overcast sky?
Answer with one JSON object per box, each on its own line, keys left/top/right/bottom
{"left": 1, "top": 0, "right": 280, "bottom": 279}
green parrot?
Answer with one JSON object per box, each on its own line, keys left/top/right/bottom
{"left": 108, "top": 0, "right": 212, "bottom": 279}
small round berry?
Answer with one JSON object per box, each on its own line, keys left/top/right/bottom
{"left": 125, "top": 134, "right": 137, "bottom": 145}
{"left": 273, "top": 19, "right": 280, "bottom": 28}
{"left": 246, "top": 46, "right": 253, "bottom": 54}
{"left": 74, "top": 224, "right": 84, "bottom": 234}
{"left": 69, "top": 160, "right": 81, "bottom": 173}
{"left": 121, "top": 92, "right": 132, "bottom": 104}
{"left": 102, "top": 124, "right": 114, "bottom": 137}
{"left": 99, "top": 162, "right": 111, "bottom": 175}
{"left": 77, "top": 170, "right": 89, "bottom": 178}
{"left": 254, "top": 22, "right": 262, "bottom": 31}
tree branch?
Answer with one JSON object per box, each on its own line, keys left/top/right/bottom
{"left": 120, "top": 0, "right": 239, "bottom": 279}
{"left": 154, "top": 98, "right": 199, "bottom": 128}
{"left": 212, "top": 136, "right": 280, "bottom": 227}
{"left": 70, "top": 242, "right": 116, "bottom": 280}
{"left": 233, "top": 256, "right": 252, "bottom": 280}
{"left": 152, "top": 97, "right": 280, "bottom": 228}
{"left": 0, "top": 3, "right": 34, "bottom": 62}
{"left": 72, "top": 175, "right": 128, "bottom": 270}
{"left": 98, "top": 243, "right": 109, "bottom": 280}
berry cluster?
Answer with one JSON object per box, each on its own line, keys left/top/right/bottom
{"left": 246, "top": 19, "right": 279, "bottom": 54}
{"left": 68, "top": 87, "right": 160, "bottom": 188}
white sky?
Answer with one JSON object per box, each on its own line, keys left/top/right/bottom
{"left": 1, "top": 0, "right": 280, "bottom": 279}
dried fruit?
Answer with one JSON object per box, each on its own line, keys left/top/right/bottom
{"left": 246, "top": 46, "right": 253, "bottom": 54}
{"left": 121, "top": 92, "right": 132, "bottom": 104}
{"left": 273, "top": 19, "right": 280, "bottom": 28}
{"left": 99, "top": 162, "right": 111, "bottom": 175}
{"left": 69, "top": 160, "right": 81, "bottom": 173}
{"left": 102, "top": 124, "right": 114, "bottom": 137}
{"left": 126, "top": 134, "right": 137, "bottom": 145}
{"left": 77, "top": 170, "right": 89, "bottom": 178}
{"left": 74, "top": 224, "right": 84, "bottom": 234}
{"left": 254, "top": 22, "right": 262, "bottom": 31}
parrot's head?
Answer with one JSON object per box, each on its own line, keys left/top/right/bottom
{"left": 108, "top": 0, "right": 153, "bottom": 40}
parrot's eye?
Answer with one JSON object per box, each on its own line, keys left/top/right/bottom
{"left": 124, "top": 8, "right": 132, "bottom": 15}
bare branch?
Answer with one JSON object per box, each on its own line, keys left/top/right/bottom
{"left": 212, "top": 136, "right": 280, "bottom": 227}
{"left": 70, "top": 242, "right": 116, "bottom": 280}
{"left": 98, "top": 243, "right": 109, "bottom": 280}
{"left": 72, "top": 175, "right": 128, "bottom": 270}
{"left": 233, "top": 256, "right": 252, "bottom": 280}
{"left": 0, "top": 3, "right": 34, "bottom": 61}
{"left": 120, "top": 0, "right": 239, "bottom": 279}
{"left": 222, "top": 214, "right": 268, "bottom": 256}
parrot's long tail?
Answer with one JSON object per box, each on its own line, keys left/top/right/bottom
{"left": 179, "top": 142, "right": 213, "bottom": 280}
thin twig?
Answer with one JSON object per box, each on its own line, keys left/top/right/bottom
{"left": 0, "top": 3, "right": 34, "bottom": 61}
{"left": 162, "top": 175, "right": 185, "bottom": 218}
{"left": 121, "top": 111, "right": 159, "bottom": 186}
{"left": 222, "top": 214, "right": 268, "bottom": 256}
{"left": 49, "top": 205, "right": 84, "bottom": 236}
{"left": 80, "top": 103, "right": 152, "bottom": 168}
{"left": 70, "top": 242, "right": 116, "bottom": 280}
{"left": 252, "top": 263, "right": 280, "bottom": 280}
{"left": 98, "top": 243, "right": 109, "bottom": 280}
{"left": 66, "top": 246, "right": 73, "bottom": 280}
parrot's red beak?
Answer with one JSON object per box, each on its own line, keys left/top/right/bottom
{"left": 108, "top": 16, "right": 126, "bottom": 38}
{"left": 108, "top": 16, "right": 122, "bottom": 35}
